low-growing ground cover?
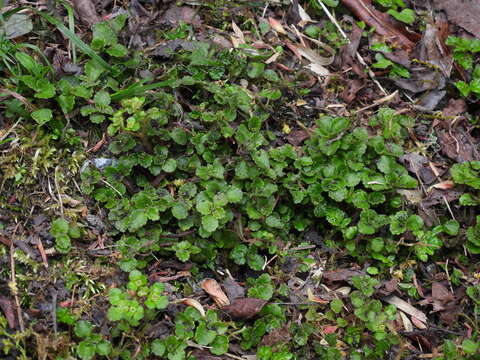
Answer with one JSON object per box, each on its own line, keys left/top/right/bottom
{"left": 0, "top": 0, "right": 480, "bottom": 359}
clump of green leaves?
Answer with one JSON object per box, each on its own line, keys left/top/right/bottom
{"left": 453, "top": 65, "right": 480, "bottom": 98}
{"left": 374, "top": 0, "right": 416, "bottom": 24}
{"left": 91, "top": 14, "right": 128, "bottom": 58}
{"left": 372, "top": 53, "right": 410, "bottom": 78}
{"left": 154, "top": 307, "right": 230, "bottom": 359}
{"left": 50, "top": 217, "right": 82, "bottom": 253}
{"left": 82, "top": 82, "right": 453, "bottom": 270}
{"left": 446, "top": 36, "right": 480, "bottom": 70}
{"left": 107, "top": 270, "right": 168, "bottom": 329}
{"left": 74, "top": 320, "right": 112, "bottom": 360}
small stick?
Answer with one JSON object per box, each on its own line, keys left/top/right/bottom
{"left": 444, "top": 259, "right": 455, "bottom": 296}
{"left": 9, "top": 227, "right": 25, "bottom": 332}
{"left": 51, "top": 288, "right": 58, "bottom": 335}
{"left": 160, "top": 230, "right": 195, "bottom": 239}
{"left": 36, "top": 236, "right": 49, "bottom": 268}
{"left": 54, "top": 166, "right": 64, "bottom": 216}
{"left": 443, "top": 196, "right": 456, "bottom": 220}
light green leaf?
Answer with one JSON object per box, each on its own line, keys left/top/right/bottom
{"left": 202, "top": 215, "right": 219, "bottom": 232}
{"left": 32, "top": 102, "right": 55, "bottom": 123}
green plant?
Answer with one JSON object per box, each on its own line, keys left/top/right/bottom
{"left": 446, "top": 36, "right": 480, "bottom": 70}
{"left": 348, "top": 275, "right": 399, "bottom": 354}
{"left": 453, "top": 65, "right": 480, "bottom": 98}
{"left": 372, "top": 53, "right": 410, "bottom": 78}
{"left": 452, "top": 161, "right": 480, "bottom": 188}
{"left": 74, "top": 320, "right": 113, "bottom": 360}
{"left": 158, "top": 307, "right": 231, "bottom": 359}
{"left": 466, "top": 216, "right": 480, "bottom": 254}
{"left": 107, "top": 270, "right": 168, "bottom": 329}
{"left": 374, "top": 0, "right": 416, "bottom": 24}
{"left": 247, "top": 273, "right": 275, "bottom": 300}
{"left": 50, "top": 217, "right": 82, "bottom": 253}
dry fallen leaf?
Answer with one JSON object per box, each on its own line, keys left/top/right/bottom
{"left": 261, "top": 325, "right": 291, "bottom": 346}
{"left": 322, "top": 325, "right": 338, "bottom": 334}
{"left": 307, "top": 288, "right": 330, "bottom": 304}
{"left": 432, "top": 0, "right": 480, "bottom": 39}
{"left": 399, "top": 311, "right": 413, "bottom": 332}
{"left": 222, "top": 277, "right": 245, "bottom": 301}
{"left": 201, "top": 278, "right": 230, "bottom": 307}
{"left": 268, "top": 17, "right": 288, "bottom": 35}
{"left": 297, "top": 46, "right": 334, "bottom": 66}
{"left": 181, "top": 298, "right": 206, "bottom": 317}
{"left": 231, "top": 21, "right": 246, "bottom": 47}
{"left": 0, "top": 296, "right": 16, "bottom": 329}
{"left": 71, "top": 0, "right": 100, "bottom": 26}
{"left": 323, "top": 269, "right": 365, "bottom": 282}
{"left": 431, "top": 181, "right": 455, "bottom": 190}
{"left": 382, "top": 295, "right": 427, "bottom": 324}
{"left": 306, "top": 63, "right": 330, "bottom": 76}
{"left": 411, "top": 316, "right": 427, "bottom": 329}
{"left": 223, "top": 297, "right": 267, "bottom": 320}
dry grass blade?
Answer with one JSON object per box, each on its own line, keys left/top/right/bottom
{"left": 382, "top": 295, "right": 427, "bottom": 324}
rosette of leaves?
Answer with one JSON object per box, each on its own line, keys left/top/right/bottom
{"left": 50, "top": 218, "right": 82, "bottom": 253}
{"left": 107, "top": 270, "right": 168, "bottom": 329}
{"left": 156, "top": 307, "right": 230, "bottom": 358}
{"left": 74, "top": 320, "right": 112, "bottom": 360}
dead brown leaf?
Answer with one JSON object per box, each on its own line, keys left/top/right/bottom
{"left": 431, "top": 282, "right": 455, "bottom": 303}
{"left": 182, "top": 298, "right": 206, "bottom": 317}
{"left": 433, "top": 0, "right": 480, "bottom": 39}
{"left": 201, "top": 279, "right": 230, "bottom": 307}
{"left": 437, "top": 125, "right": 480, "bottom": 162}
{"left": 160, "top": 6, "right": 201, "bottom": 26}
{"left": 382, "top": 295, "right": 428, "bottom": 324}
{"left": 261, "top": 325, "right": 291, "bottom": 346}
{"left": 340, "top": 79, "right": 364, "bottom": 104}
{"left": 71, "top": 0, "right": 100, "bottom": 26}
{"left": 399, "top": 153, "right": 437, "bottom": 185}
{"left": 286, "top": 129, "right": 310, "bottom": 146}
{"left": 322, "top": 268, "right": 365, "bottom": 282}
{"left": 443, "top": 99, "right": 467, "bottom": 117}
{"left": 190, "top": 350, "right": 224, "bottom": 360}
{"left": 431, "top": 181, "right": 455, "bottom": 190}
{"left": 222, "top": 278, "right": 245, "bottom": 301}
{"left": 421, "top": 188, "right": 462, "bottom": 208}
{"left": 339, "top": 21, "right": 363, "bottom": 69}
{"left": 222, "top": 298, "right": 267, "bottom": 320}
{"left": 340, "top": 0, "right": 419, "bottom": 51}
{"left": 0, "top": 295, "right": 16, "bottom": 329}
{"left": 268, "top": 17, "right": 287, "bottom": 35}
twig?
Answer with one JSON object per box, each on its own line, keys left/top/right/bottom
{"left": 36, "top": 236, "right": 49, "bottom": 268}
{"left": 261, "top": 1, "right": 270, "bottom": 18}
{"left": 51, "top": 288, "right": 58, "bottom": 335}
{"left": 444, "top": 259, "right": 455, "bottom": 296}
{"left": 100, "top": 179, "right": 124, "bottom": 197}
{"left": 263, "top": 254, "right": 277, "bottom": 270}
{"left": 354, "top": 90, "right": 398, "bottom": 113}
{"left": 316, "top": 0, "right": 388, "bottom": 96}
{"left": 54, "top": 166, "right": 64, "bottom": 216}
{"left": 9, "top": 225, "right": 25, "bottom": 332}
{"left": 0, "top": 89, "right": 36, "bottom": 112}
{"left": 443, "top": 196, "right": 456, "bottom": 220}
{"left": 160, "top": 230, "right": 195, "bottom": 239}
{"left": 0, "top": 118, "right": 22, "bottom": 143}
